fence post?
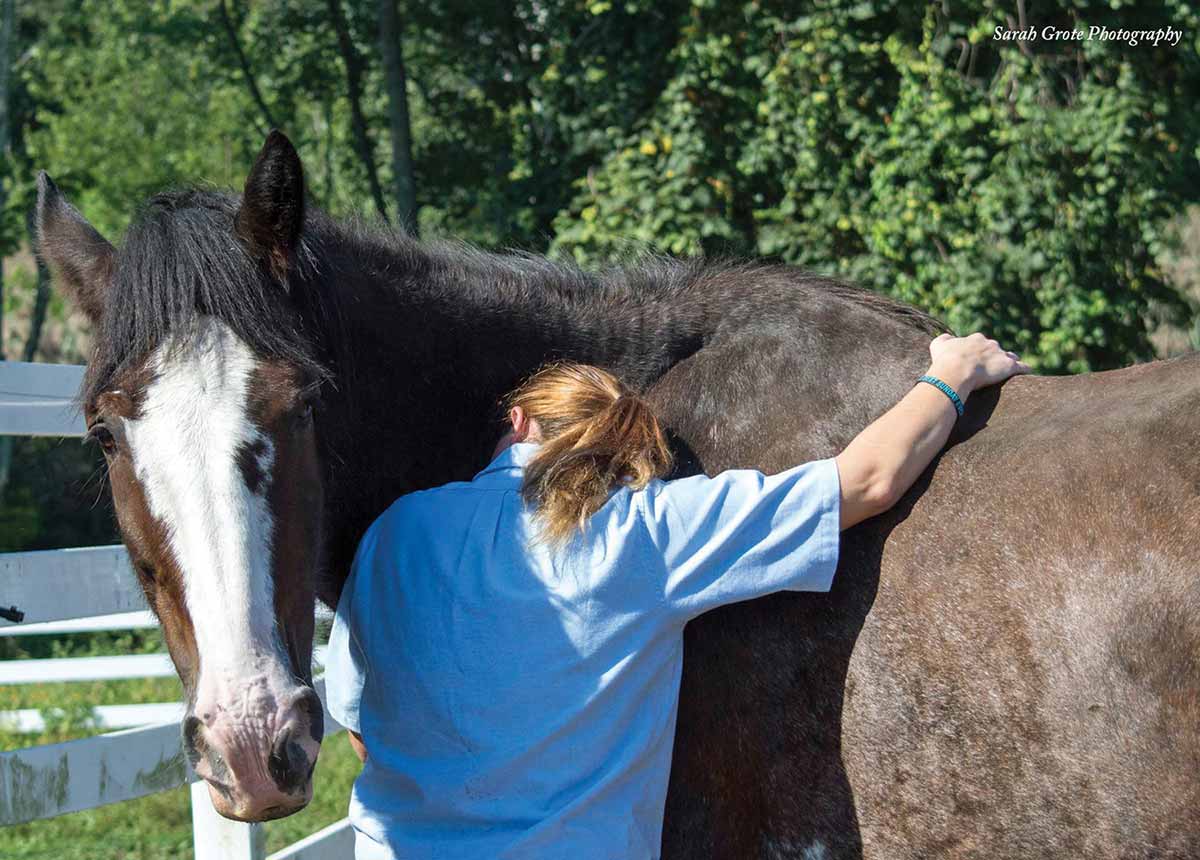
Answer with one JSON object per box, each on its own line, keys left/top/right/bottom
{"left": 191, "top": 780, "right": 266, "bottom": 860}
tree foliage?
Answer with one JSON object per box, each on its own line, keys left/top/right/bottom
{"left": 0, "top": 2, "right": 1196, "bottom": 360}
{"left": 4, "top": 1, "right": 1194, "bottom": 376}
{"left": 4, "top": 0, "right": 1199, "bottom": 547}
{"left": 551, "top": 0, "right": 1200, "bottom": 373}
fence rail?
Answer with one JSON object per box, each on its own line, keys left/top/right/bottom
{"left": 0, "top": 719, "right": 186, "bottom": 825}
{"left": 0, "top": 546, "right": 144, "bottom": 627}
{"left": 0, "top": 361, "right": 86, "bottom": 436}
{"left": 265, "top": 818, "right": 354, "bottom": 860}
{"left": 0, "top": 676, "right": 342, "bottom": 827}
{"left": 0, "top": 610, "right": 157, "bottom": 637}
{"left": 0, "top": 647, "right": 328, "bottom": 686}
{"left": 1, "top": 360, "right": 351, "bottom": 859}
{"left": 1, "top": 702, "right": 185, "bottom": 733}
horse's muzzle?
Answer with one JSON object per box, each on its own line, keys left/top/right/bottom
{"left": 184, "top": 686, "right": 323, "bottom": 821}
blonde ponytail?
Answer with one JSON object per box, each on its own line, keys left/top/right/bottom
{"left": 505, "top": 363, "right": 673, "bottom": 545}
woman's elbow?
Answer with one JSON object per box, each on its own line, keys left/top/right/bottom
{"left": 869, "top": 476, "right": 903, "bottom": 514}
{"left": 835, "top": 455, "right": 901, "bottom": 528}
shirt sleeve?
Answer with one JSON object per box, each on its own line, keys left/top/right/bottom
{"left": 640, "top": 457, "right": 842, "bottom": 621}
{"left": 323, "top": 525, "right": 378, "bottom": 735}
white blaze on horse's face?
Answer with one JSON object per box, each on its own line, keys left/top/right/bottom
{"left": 125, "top": 317, "right": 320, "bottom": 820}
{"left": 128, "top": 318, "right": 279, "bottom": 695}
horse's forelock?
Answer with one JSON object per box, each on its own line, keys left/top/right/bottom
{"left": 81, "top": 189, "right": 329, "bottom": 407}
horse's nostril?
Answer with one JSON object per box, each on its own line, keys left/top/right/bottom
{"left": 182, "top": 715, "right": 204, "bottom": 767}
{"left": 267, "top": 728, "right": 311, "bottom": 794}
{"left": 307, "top": 696, "right": 325, "bottom": 743}
{"left": 308, "top": 706, "right": 324, "bottom": 743}
{"left": 183, "top": 715, "right": 201, "bottom": 745}
{"left": 291, "top": 687, "right": 324, "bottom": 742}
{"left": 268, "top": 729, "right": 291, "bottom": 787}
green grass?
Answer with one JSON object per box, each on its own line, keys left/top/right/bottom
{"left": 2, "top": 629, "right": 360, "bottom": 858}
{"left": 3, "top": 731, "right": 360, "bottom": 859}
{"left": 0, "top": 678, "right": 184, "bottom": 748}
{"left": 1, "top": 631, "right": 181, "bottom": 749}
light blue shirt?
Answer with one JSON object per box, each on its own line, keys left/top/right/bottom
{"left": 325, "top": 442, "right": 841, "bottom": 860}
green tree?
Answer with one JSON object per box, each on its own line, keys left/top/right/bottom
{"left": 4, "top": 0, "right": 1200, "bottom": 553}
{"left": 379, "top": 0, "right": 418, "bottom": 234}
{"left": 7, "top": 0, "right": 1200, "bottom": 372}
{"left": 551, "top": 0, "right": 1200, "bottom": 373}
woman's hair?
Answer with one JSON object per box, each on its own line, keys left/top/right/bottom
{"left": 504, "top": 362, "right": 673, "bottom": 545}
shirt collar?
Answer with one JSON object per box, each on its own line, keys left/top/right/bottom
{"left": 474, "top": 441, "right": 540, "bottom": 481}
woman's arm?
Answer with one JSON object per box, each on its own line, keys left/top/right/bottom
{"left": 834, "top": 333, "right": 1028, "bottom": 530}
{"left": 348, "top": 730, "right": 367, "bottom": 763}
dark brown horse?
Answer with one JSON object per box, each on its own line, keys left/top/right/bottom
{"left": 36, "top": 131, "right": 1200, "bottom": 855}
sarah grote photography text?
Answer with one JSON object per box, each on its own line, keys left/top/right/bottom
{"left": 993, "top": 25, "right": 1183, "bottom": 47}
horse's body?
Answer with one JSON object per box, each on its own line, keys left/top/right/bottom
{"left": 313, "top": 224, "right": 1200, "bottom": 858}
{"left": 663, "top": 357, "right": 1200, "bottom": 858}
{"left": 36, "top": 133, "right": 1199, "bottom": 855}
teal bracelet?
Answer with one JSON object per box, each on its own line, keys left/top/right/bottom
{"left": 917, "top": 375, "right": 965, "bottom": 416}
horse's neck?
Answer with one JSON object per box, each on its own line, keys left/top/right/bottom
{"left": 306, "top": 236, "right": 940, "bottom": 603}
{"left": 309, "top": 240, "right": 660, "bottom": 601}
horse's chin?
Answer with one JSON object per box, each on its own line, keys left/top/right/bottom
{"left": 207, "top": 780, "right": 313, "bottom": 823}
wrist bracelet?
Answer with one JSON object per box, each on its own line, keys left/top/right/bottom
{"left": 917, "top": 375, "right": 965, "bottom": 416}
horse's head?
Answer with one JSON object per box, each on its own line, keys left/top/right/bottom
{"left": 36, "top": 132, "right": 327, "bottom": 821}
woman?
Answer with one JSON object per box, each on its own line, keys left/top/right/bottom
{"left": 326, "top": 332, "right": 1028, "bottom": 859}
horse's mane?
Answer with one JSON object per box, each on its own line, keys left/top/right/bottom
{"left": 83, "top": 189, "right": 331, "bottom": 404}
{"left": 335, "top": 219, "right": 948, "bottom": 335}
{"left": 83, "top": 187, "right": 947, "bottom": 403}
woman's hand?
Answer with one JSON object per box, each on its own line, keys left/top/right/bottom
{"left": 834, "top": 332, "right": 1030, "bottom": 529}
{"left": 926, "top": 332, "right": 1030, "bottom": 397}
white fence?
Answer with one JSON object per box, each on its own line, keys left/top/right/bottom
{"left": 0, "top": 361, "right": 353, "bottom": 859}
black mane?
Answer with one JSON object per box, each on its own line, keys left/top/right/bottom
{"left": 328, "top": 219, "right": 948, "bottom": 339}
{"left": 83, "top": 187, "right": 947, "bottom": 405}
{"left": 83, "top": 189, "right": 331, "bottom": 404}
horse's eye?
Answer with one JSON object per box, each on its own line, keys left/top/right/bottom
{"left": 88, "top": 421, "right": 117, "bottom": 454}
{"left": 295, "top": 398, "right": 316, "bottom": 428}
{"left": 135, "top": 561, "right": 157, "bottom": 584}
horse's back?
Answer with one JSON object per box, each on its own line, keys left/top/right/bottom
{"left": 845, "top": 357, "right": 1200, "bottom": 857}
{"left": 659, "top": 350, "right": 1200, "bottom": 858}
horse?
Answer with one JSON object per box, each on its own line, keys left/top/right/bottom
{"left": 34, "top": 130, "right": 1200, "bottom": 856}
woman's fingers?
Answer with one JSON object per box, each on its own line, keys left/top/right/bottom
{"left": 929, "top": 332, "right": 1032, "bottom": 381}
{"left": 929, "top": 332, "right": 954, "bottom": 358}
{"left": 995, "top": 354, "right": 1031, "bottom": 378}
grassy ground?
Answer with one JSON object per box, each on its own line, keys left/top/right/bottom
{"left": 2, "top": 629, "right": 358, "bottom": 859}
{"left": 3, "top": 730, "right": 360, "bottom": 859}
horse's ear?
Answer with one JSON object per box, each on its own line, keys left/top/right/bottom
{"left": 35, "top": 172, "right": 115, "bottom": 323}
{"left": 236, "top": 130, "right": 305, "bottom": 278}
